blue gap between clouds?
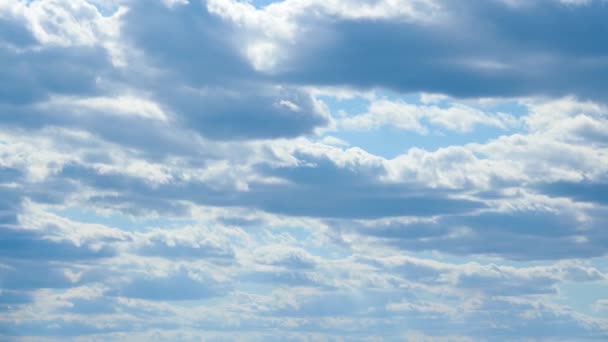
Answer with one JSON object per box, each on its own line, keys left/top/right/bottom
{"left": 51, "top": 206, "right": 194, "bottom": 231}
{"left": 319, "top": 92, "right": 528, "bottom": 159}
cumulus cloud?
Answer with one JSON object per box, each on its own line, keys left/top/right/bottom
{"left": 1, "top": 0, "right": 608, "bottom": 340}
{"left": 260, "top": 0, "right": 608, "bottom": 100}
{"left": 120, "top": 0, "right": 329, "bottom": 140}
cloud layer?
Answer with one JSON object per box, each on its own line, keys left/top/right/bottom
{"left": 1, "top": 0, "right": 607, "bottom": 340}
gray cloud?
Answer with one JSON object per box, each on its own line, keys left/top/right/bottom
{"left": 120, "top": 0, "right": 329, "bottom": 140}
{"left": 276, "top": 0, "right": 608, "bottom": 101}
{"left": 1, "top": 1, "right": 607, "bottom": 340}
{"left": 349, "top": 208, "right": 608, "bottom": 260}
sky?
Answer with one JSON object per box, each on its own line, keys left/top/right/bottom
{"left": 1, "top": 0, "right": 608, "bottom": 341}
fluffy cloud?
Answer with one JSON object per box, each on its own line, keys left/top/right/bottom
{"left": 236, "top": 0, "right": 608, "bottom": 100}
{"left": 1, "top": 0, "right": 608, "bottom": 340}
{"left": 340, "top": 97, "right": 519, "bottom": 134}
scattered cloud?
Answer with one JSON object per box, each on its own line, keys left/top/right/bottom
{"left": 1, "top": 0, "right": 607, "bottom": 340}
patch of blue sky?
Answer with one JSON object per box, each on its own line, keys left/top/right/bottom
{"left": 170, "top": 297, "right": 232, "bottom": 309}
{"left": 51, "top": 206, "right": 194, "bottom": 231}
{"left": 331, "top": 88, "right": 529, "bottom": 115}
{"left": 316, "top": 95, "right": 370, "bottom": 117}
{"left": 556, "top": 282, "right": 608, "bottom": 318}
{"left": 250, "top": 0, "right": 282, "bottom": 8}
{"left": 305, "top": 245, "right": 351, "bottom": 260}
{"left": 234, "top": 280, "right": 280, "bottom": 296}
{"left": 591, "top": 257, "right": 608, "bottom": 274}
{"left": 327, "top": 126, "right": 511, "bottom": 158}
{"left": 481, "top": 100, "right": 529, "bottom": 118}
{"left": 318, "top": 91, "right": 526, "bottom": 158}
{"left": 97, "top": 6, "right": 119, "bottom": 17}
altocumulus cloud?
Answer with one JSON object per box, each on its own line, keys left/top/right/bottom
{"left": 1, "top": 0, "right": 608, "bottom": 341}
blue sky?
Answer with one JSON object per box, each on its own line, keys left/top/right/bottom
{"left": 1, "top": 0, "right": 608, "bottom": 341}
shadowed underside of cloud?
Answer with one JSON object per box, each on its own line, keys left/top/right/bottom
{"left": 0, "top": 16, "right": 37, "bottom": 47}
{"left": 121, "top": 0, "right": 329, "bottom": 140}
{"left": 0, "top": 0, "right": 329, "bottom": 147}
{"left": 0, "top": 228, "right": 116, "bottom": 260}
{"left": 350, "top": 208, "right": 608, "bottom": 260}
{"left": 277, "top": 0, "right": 608, "bottom": 101}
{"left": 538, "top": 181, "right": 608, "bottom": 205}
{"left": 0, "top": 174, "right": 118, "bottom": 261}
{"left": 0, "top": 260, "right": 77, "bottom": 290}
{"left": 55, "top": 161, "right": 484, "bottom": 219}
{"left": 245, "top": 183, "right": 483, "bottom": 218}
{"left": 0, "top": 290, "right": 32, "bottom": 313}
{"left": 1, "top": 0, "right": 608, "bottom": 340}
{"left": 0, "top": 42, "right": 112, "bottom": 106}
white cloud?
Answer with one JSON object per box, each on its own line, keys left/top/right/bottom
{"left": 340, "top": 97, "right": 519, "bottom": 134}
{"left": 1, "top": 1, "right": 608, "bottom": 340}
{"left": 43, "top": 95, "right": 169, "bottom": 121}
{"left": 594, "top": 299, "right": 608, "bottom": 312}
{"left": 207, "top": 0, "right": 443, "bottom": 72}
